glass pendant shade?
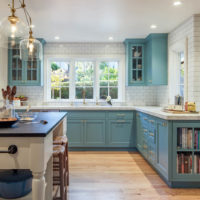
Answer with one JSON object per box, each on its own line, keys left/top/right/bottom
{"left": 20, "top": 38, "right": 42, "bottom": 61}
{"left": 0, "top": 17, "right": 28, "bottom": 49}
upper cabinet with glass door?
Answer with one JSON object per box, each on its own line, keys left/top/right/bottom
{"left": 124, "top": 34, "right": 168, "bottom": 86}
{"left": 124, "top": 39, "right": 145, "bottom": 86}
{"left": 8, "top": 38, "right": 46, "bottom": 86}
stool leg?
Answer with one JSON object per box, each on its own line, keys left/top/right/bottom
{"left": 59, "top": 153, "right": 65, "bottom": 200}
{"left": 66, "top": 143, "right": 69, "bottom": 186}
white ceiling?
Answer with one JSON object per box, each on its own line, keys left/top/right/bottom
{"left": 0, "top": 0, "right": 200, "bottom": 42}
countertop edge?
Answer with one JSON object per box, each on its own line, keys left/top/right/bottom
{"left": 14, "top": 106, "right": 200, "bottom": 120}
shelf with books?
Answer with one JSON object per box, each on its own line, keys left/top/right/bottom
{"left": 177, "top": 128, "right": 193, "bottom": 150}
{"left": 194, "top": 153, "right": 200, "bottom": 174}
{"left": 194, "top": 129, "right": 200, "bottom": 150}
{"left": 174, "top": 125, "right": 200, "bottom": 177}
{"left": 177, "top": 152, "right": 193, "bottom": 174}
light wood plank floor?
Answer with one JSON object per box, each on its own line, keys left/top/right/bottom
{"left": 68, "top": 151, "right": 200, "bottom": 200}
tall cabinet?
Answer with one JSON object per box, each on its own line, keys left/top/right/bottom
{"left": 8, "top": 38, "right": 45, "bottom": 86}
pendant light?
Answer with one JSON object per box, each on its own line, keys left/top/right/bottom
{"left": 20, "top": 29, "right": 42, "bottom": 61}
{"left": 0, "top": 0, "right": 28, "bottom": 49}
{"left": 0, "top": 0, "right": 42, "bottom": 61}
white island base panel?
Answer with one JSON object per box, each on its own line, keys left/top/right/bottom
{"left": 0, "top": 117, "right": 67, "bottom": 200}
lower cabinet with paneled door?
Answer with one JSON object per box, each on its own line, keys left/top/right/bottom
{"left": 67, "top": 119, "right": 106, "bottom": 147}
{"left": 108, "top": 120, "right": 134, "bottom": 147}
{"left": 67, "top": 120, "right": 84, "bottom": 147}
{"left": 64, "top": 110, "right": 135, "bottom": 148}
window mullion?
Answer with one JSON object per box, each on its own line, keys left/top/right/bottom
{"left": 70, "top": 61, "right": 75, "bottom": 100}
{"left": 94, "top": 61, "right": 98, "bottom": 100}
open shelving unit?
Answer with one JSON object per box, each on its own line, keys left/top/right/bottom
{"left": 173, "top": 124, "right": 200, "bottom": 179}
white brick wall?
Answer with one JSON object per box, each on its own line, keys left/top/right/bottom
{"left": 16, "top": 86, "right": 44, "bottom": 105}
{"left": 125, "top": 86, "right": 157, "bottom": 106}
{"left": 167, "top": 14, "right": 200, "bottom": 110}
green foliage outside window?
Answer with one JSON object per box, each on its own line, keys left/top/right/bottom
{"left": 50, "top": 61, "right": 119, "bottom": 100}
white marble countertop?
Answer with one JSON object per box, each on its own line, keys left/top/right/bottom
{"left": 15, "top": 105, "right": 200, "bottom": 120}
{"left": 134, "top": 106, "right": 200, "bottom": 120}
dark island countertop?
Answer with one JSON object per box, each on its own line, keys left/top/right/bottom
{"left": 0, "top": 112, "right": 67, "bottom": 137}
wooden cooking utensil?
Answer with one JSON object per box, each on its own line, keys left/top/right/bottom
{"left": 7, "top": 86, "right": 11, "bottom": 96}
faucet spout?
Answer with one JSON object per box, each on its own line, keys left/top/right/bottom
{"left": 82, "top": 89, "right": 86, "bottom": 105}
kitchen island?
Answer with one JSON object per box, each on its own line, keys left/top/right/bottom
{"left": 0, "top": 112, "right": 67, "bottom": 200}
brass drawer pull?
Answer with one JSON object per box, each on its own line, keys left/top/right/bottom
{"left": 149, "top": 151, "right": 155, "bottom": 155}
{"left": 144, "top": 118, "right": 148, "bottom": 121}
{"left": 143, "top": 145, "right": 147, "bottom": 149}
{"left": 117, "top": 114, "right": 125, "bottom": 116}
{"left": 117, "top": 120, "right": 126, "bottom": 123}
{"left": 149, "top": 120, "right": 155, "bottom": 124}
{"left": 149, "top": 133, "right": 154, "bottom": 137}
{"left": 162, "top": 122, "right": 167, "bottom": 127}
{"left": 144, "top": 129, "right": 148, "bottom": 132}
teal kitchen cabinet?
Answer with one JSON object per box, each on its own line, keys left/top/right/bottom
{"left": 108, "top": 120, "right": 134, "bottom": 147}
{"left": 8, "top": 38, "right": 45, "bottom": 86}
{"left": 108, "top": 111, "right": 135, "bottom": 147}
{"left": 136, "top": 113, "right": 143, "bottom": 151}
{"left": 145, "top": 34, "right": 168, "bottom": 85}
{"left": 67, "top": 120, "right": 84, "bottom": 147}
{"left": 85, "top": 120, "right": 106, "bottom": 146}
{"left": 156, "top": 119, "right": 169, "bottom": 178}
{"left": 65, "top": 110, "right": 135, "bottom": 148}
{"left": 124, "top": 39, "right": 146, "bottom": 86}
{"left": 66, "top": 111, "right": 107, "bottom": 147}
{"left": 124, "top": 33, "right": 168, "bottom": 86}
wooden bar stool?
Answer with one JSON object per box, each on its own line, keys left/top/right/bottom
{"left": 53, "top": 145, "right": 67, "bottom": 200}
{"left": 53, "top": 136, "right": 69, "bottom": 186}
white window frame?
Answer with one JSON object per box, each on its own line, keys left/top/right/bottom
{"left": 96, "top": 59, "right": 121, "bottom": 102}
{"left": 44, "top": 56, "right": 124, "bottom": 103}
{"left": 168, "top": 38, "right": 188, "bottom": 105}
{"left": 176, "top": 52, "right": 184, "bottom": 98}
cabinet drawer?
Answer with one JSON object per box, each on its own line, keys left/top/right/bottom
{"left": 141, "top": 115, "right": 149, "bottom": 128}
{"left": 67, "top": 111, "right": 106, "bottom": 120}
{"left": 108, "top": 111, "right": 133, "bottom": 120}
{"left": 148, "top": 118, "right": 156, "bottom": 131}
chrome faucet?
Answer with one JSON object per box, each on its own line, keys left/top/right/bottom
{"left": 82, "top": 89, "right": 86, "bottom": 105}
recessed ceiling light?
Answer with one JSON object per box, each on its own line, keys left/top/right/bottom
{"left": 150, "top": 24, "right": 157, "bottom": 29}
{"left": 173, "top": 1, "right": 182, "bottom": 6}
{"left": 30, "top": 24, "right": 35, "bottom": 28}
{"left": 108, "top": 36, "right": 113, "bottom": 41}
{"left": 54, "top": 36, "right": 60, "bottom": 40}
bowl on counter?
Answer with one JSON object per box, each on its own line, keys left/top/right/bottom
{"left": 0, "top": 169, "right": 32, "bottom": 199}
{"left": 16, "top": 112, "right": 38, "bottom": 122}
{"left": 0, "top": 118, "right": 18, "bottom": 128}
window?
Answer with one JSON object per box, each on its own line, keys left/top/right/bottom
{"left": 75, "top": 61, "right": 94, "bottom": 99}
{"left": 178, "top": 52, "right": 184, "bottom": 98}
{"left": 48, "top": 58, "right": 121, "bottom": 102}
{"left": 99, "top": 61, "right": 118, "bottom": 99}
{"left": 51, "top": 61, "right": 70, "bottom": 99}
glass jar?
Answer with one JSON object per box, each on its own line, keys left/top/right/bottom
{"left": 0, "top": 100, "right": 15, "bottom": 119}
